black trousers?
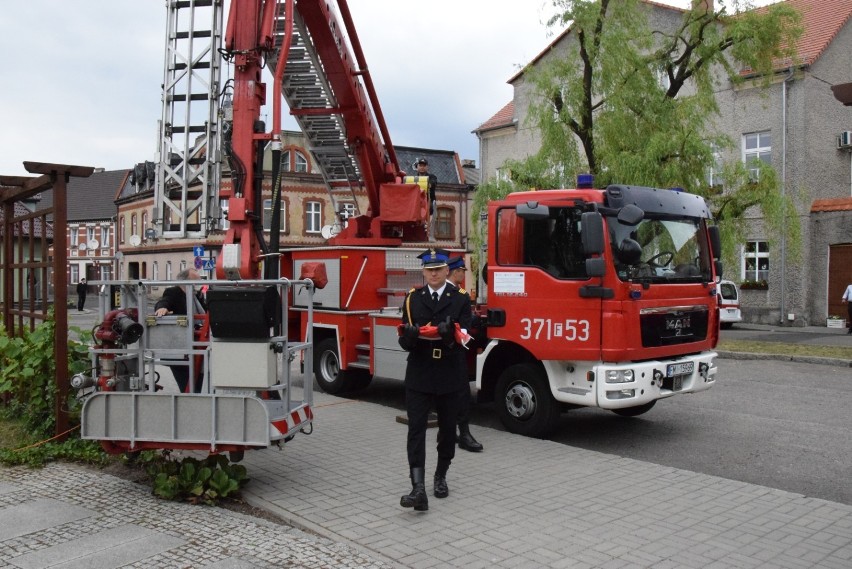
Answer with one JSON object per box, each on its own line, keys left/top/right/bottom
{"left": 847, "top": 302, "right": 852, "bottom": 331}
{"left": 457, "top": 385, "right": 472, "bottom": 426}
{"left": 77, "top": 294, "right": 86, "bottom": 310}
{"left": 405, "top": 387, "right": 464, "bottom": 471}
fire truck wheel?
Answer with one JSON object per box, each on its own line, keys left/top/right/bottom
{"left": 313, "top": 338, "right": 371, "bottom": 394}
{"left": 610, "top": 400, "right": 656, "bottom": 417}
{"left": 495, "top": 363, "right": 560, "bottom": 438}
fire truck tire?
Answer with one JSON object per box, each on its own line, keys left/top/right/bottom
{"left": 610, "top": 400, "right": 656, "bottom": 417}
{"left": 495, "top": 363, "right": 560, "bottom": 438}
{"left": 313, "top": 338, "right": 371, "bottom": 394}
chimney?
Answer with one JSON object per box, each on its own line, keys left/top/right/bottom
{"left": 699, "top": 0, "right": 714, "bottom": 13}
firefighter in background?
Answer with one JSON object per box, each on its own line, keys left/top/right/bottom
{"left": 154, "top": 268, "right": 207, "bottom": 392}
{"left": 446, "top": 256, "right": 483, "bottom": 453}
{"left": 398, "top": 249, "right": 473, "bottom": 511}
{"left": 415, "top": 157, "right": 437, "bottom": 242}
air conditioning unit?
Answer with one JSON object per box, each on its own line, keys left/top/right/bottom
{"left": 838, "top": 131, "right": 852, "bottom": 149}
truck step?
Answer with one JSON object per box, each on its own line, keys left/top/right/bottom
{"left": 347, "top": 361, "right": 370, "bottom": 370}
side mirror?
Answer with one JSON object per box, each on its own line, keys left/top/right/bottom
{"left": 714, "top": 259, "right": 723, "bottom": 279}
{"left": 586, "top": 257, "right": 606, "bottom": 277}
{"left": 516, "top": 201, "right": 550, "bottom": 220}
{"left": 616, "top": 238, "right": 643, "bottom": 265}
{"left": 617, "top": 204, "right": 644, "bottom": 226}
{"left": 708, "top": 225, "right": 722, "bottom": 260}
{"left": 581, "top": 212, "right": 605, "bottom": 254}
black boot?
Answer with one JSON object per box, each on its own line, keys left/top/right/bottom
{"left": 434, "top": 460, "right": 449, "bottom": 498}
{"left": 458, "top": 422, "right": 483, "bottom": 452}
{"left": 400, "top": 467, "right": 428, "bottom": 511}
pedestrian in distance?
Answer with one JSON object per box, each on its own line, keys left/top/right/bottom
{"left": 446, "top": 255, "right": 483, "bottom": 453}
{"left": 842, "top": 280, "right": 852, "bottom": 334}
{"left": 154, "top": 268, "right": 207, "bottom": 392}
{"left": 76, "top": 278, "right": 87, "bottom": 311}
{"left": 398, "top": 248, "right": 473, "bottom": 511}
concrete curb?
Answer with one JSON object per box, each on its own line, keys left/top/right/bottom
{"left": 717, "top": 350, "right": 852, "bottom": 367}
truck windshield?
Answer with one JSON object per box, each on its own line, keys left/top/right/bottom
{"left": 609, "top": 215, "right": 712, "bottom": 283}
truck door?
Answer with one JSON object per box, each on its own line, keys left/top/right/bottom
{"left": 489, "top": 205, "right": 603, "bottom": 362}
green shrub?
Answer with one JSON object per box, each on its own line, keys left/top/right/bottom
{"left": 143, "top": 452, "right": 249, "bottom": 505}
{"left": 0, "top": 312, "right": 95, "bottom": 466}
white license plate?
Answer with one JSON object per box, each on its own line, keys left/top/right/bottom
{"left": 666, "top": 362, "right": 694, "bottom": 377}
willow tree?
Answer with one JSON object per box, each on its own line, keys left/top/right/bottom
{"left": 471, "top": 0, "right": 802, "bottom": 272}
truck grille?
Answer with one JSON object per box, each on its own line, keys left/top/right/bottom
{"left": 639, "top": 306, "right": 709, "bottom": 347}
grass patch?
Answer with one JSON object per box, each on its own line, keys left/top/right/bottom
{"left": 718, "top": 339, "right": 852, "bottom": 361}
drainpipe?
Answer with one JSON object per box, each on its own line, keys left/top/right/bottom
{"left": 780, "top": 68, "right": 794, "bottom": 325}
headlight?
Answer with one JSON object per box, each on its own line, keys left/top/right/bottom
{"left": 605, "top": 369, "right": 634, "bottom": 383}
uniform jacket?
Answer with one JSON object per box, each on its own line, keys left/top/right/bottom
{"left": 155, "top": 286, "right": 207, "bottom": 315}
{"left": 400, "top": 281, "right": 472, "bottom": 394}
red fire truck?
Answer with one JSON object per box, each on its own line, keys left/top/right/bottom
{"left": 294, "top": 178, "right": 722, "bottom": 438}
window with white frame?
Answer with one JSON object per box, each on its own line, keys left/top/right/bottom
{"left": 101, "top": 226, "right": 110, "bottom": 249}
{"left": 742, "top": 132, "right": 771, "bottom": 182}
{"left": 166, "top": 261, "right": 173, "bottom": 280}
{"left": 262, "top": 198, "right": 287, "bottom": 231}
{"left": 120, "top": 216, "right": 126, "bottom": 244}
{"left": 305, "top": 201, "right": 322, "bottom": 233}
{"left": 339, "top": 202, "right": 356, "bottom": 226}
{"left": 294, "top": 150, "right": 308, "bottom": 173}
{"left": 70, "top": 265, "right": 79, "bottom": 284}
{"left": 742, "top": 240, "right": 769, "bottom": 282}
{"left": 87, "top": 226, "right": 97, "bottom": 244}
{"left": 219, "top": 199, "right": 230, "bottom": 230}
{"left": 152, "top": 261, "right": 159, "bottom": 280}
{"left": 100, "top": 265, "right": 112, "bottom": 280}
{"left": 706, "top": 144, "right": 723, "bottom": 188}
{"left": 69, "top": 226, "right": 79, "bottom": 247}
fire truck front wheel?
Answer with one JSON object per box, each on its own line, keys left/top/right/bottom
{"left": 495, "top": 363, "right": 561, "bottom": 438}
{"left": 313, "top": 338, "right": 370, "bottom": 394}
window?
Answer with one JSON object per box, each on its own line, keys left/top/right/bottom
{"left": 69, "top": 226, "right": 79, "bottom": 247}
{"left": 295, "top": 152, "right": 307, "bottom": 172}
{"left": 141, "top": 211, "right": 148, "bottom": 238}
{"left": 87, "top": 226, "right": 97, "bottom": 244}
{"left": 262, "top": 198, "right": 287, "bottom": 231}
{"left": 152, "top": 261, "right": 159, "bottom": 280}
{"left": 219, "top": 199, "right": 230, "bottom": 230}
{"left": 742, "top": 132, "right": 771, "bottom": 181}
{"left": 706, "top": 144, "right": 723, "bottom": 189}
{"left": 131, "top": 214, "right": 138, "bottom": 239}
{"left": 180, "top": 260, "right": 187, "bottom": 272}
{"left": 339, "top": 202, "right": 356, "bottom": 226}
{"left": 70, "top": 265, "right": 79, "bottom": 284}
{"left": 100, "top": 265, "right": 111, "bottom": 280}
{"left": 119, "top": 216, "right": 126, "bottom": 244}
{"left": 101, "top": 226, "right": 110, "bottom": 248}
{"left": 282, "top": 148, "right": 309, "bottom": 173}
{"left": 166, "top": 261, "right": 173, "bottom": 280}
{"left": 305, "top": 201, "right": 322, "bottom": 233}
{"left": 436, "top": 206, "right": 454, "bottom": 240}
{"left": 495, "top": 206, "right": 588, "bottom": 279}
{"left": 742, "top": 240, "right": 769, "bottom": 282}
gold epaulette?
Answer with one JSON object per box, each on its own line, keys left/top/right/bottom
{"left": 458, "top": 288, "right": 467, "bottom": 294}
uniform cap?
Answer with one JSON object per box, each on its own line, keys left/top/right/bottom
{"left": 417, "top": 248, "right": 449, "bottom": 268}
{"left": 448, "top": 256, "right": 466, "bottom": 271}
{"left": 417, "top": 157, "right": 428, "bottom": 165}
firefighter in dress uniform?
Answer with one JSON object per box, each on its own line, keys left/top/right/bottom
{"left": 398, "top": 248, "right": 473, "bottom": 511}
{"left": 446, "top": 256, "right": 483, "bottom": 452}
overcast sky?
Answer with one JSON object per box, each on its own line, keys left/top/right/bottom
{"left": 1, "top": 1, "right": 760, "bottom": 178}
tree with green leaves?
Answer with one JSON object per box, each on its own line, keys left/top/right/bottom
{"left": 472, "top": 0, "right": 802, "bottom": 272}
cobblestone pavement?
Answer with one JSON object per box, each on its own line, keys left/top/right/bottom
{"left": 0, "top": 462, "right": 393, "bottom": 568}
